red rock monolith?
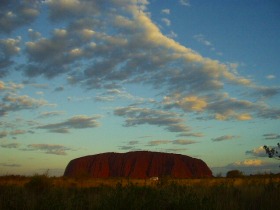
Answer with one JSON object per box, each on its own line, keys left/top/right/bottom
{"left": 64, "top": 151, "right": 212, "bottom": 178}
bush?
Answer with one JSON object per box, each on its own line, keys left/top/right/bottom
{"left": 25, "top": 173, "right": 52, "bottom": 193}
{"left": 226, "top": 170, "right": 244, "bottom": 178}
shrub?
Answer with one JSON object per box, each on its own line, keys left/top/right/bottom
{"left": 25, "top": 173, "right": 52, "bottom": 193}
{"left": 226, "top": 170, "right": 244, "bottom": 178}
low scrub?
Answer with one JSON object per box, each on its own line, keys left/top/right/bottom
{"left": 0, "top": 175, "right": 280, "bottom": 210}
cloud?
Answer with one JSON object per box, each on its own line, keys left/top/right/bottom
{"left": 257, "top": 107, "right": 280, "bottom": 119}
{"left": 44, "top": 0, "right": 101, "bottom": 21}
{"left": 0, "top": 93, "right": 50, "bottom": 116}
{"left": 0, "top": 131, "right": 8, "bottom": 138}
{"left": 146, "top": 140, "right": 171, "bottom": 146}
{"left": 172, "top": 139, "right": 196, "bottom": 145}
{"left": 178, "top": 132, "right": 204, "bottom": 137}
{"left": 119, "top": 145, "right": 135, "bottom": 150}
{"left": 95, "top": 88, "right": 150, "bottom": 103}
{"left": 0, "top": 163, "right": 21, "bottom": 167}
{"left": 114, "top": 106, "right": 190, "bottom": 134}
{"left": 38, "top": 111, "right": 65, "bottom": 118}
{"left": 24, "top": 35, "right": 72, "bottom": 78}
{"left": 163, "top": 94, "right": 207, "bottom": 112}
{"left": 0, "top": 142, "right": 20, "bottom": 149}
{"left": 0, "top": 81, "right": 24, "bottom": 91}
{"left": 0, "top": 37, "right": 21, "bottom": 56}
{"left": 128, "top": 140, "right": 139, "bottom": 145}
{"left": 0, "top": 37, "right": 21, "bottom": 77}
{"left": 163, "top": 92, "right": 270, "bottom": 121}
{"left": 24, "top": 82, "right": 49, "bottom": 89}
{"left": 0, "top": 0, "right": 39, "bottom": 34}
{"left": 166, "top": 31, "right": 178, "bottom": 38}
{"left": 230, "top": 159, "right": 265, "bottom": 167}
{"left": 266, "top": 75, "right": 276, "bottom": 80}
{"left": 211, "top": 158, "right": 280, "bottom": 175}
{"left": 37, "top": 115, "right": 101, "bottom": 133}
{"left": 212, "top": 135, "right": 238, "bottom": 142}
{"left": 263, "top": 133, "right": 280, "bottom": 140}
{"left": 119, "top": 138, "right": 196, "bottom": 150}
{"left": 54, "top": 86, "right": 64, "bottom": 92}
{"left": 1, "top": 82, "right": 23, "bottom": 91}
{"left": 245, "top": 146, "right": 267, "bottom": 157}
{"left": 206, "top": 93, "right": 255, "bottom": 121}
{"left": 161, "top": 9, "right": 170, "bottom": 15}
{"left": 161, "top": 18, "right": 171, "bottom": 26}
{"left": 118, "top": 140, "right": 140, "bottom": 151}
{"left": 252, "top": 86, "right": 280, "bottom": 98}
{"left": 179, "top": 0, "right": 190, "bottom": 7}
{"left": 48, "top": 128, "right": 70, "bottom": 134}
{"left": 165, "top": 148, "right": 188, "bottom": 153}
{"left": 27, "top": 144, "right": 71, "bottom": 155}
{"left": 147, "top": 139, "right": 197, "bottom": 146}
{"left": 94, "top": 95, "right": 115, "bottom": 102}
{"left": 0, "top": 0, "right": 278, "bottom": 132}
{"left": 211, "top": 159, "right": 279, "bottom": 175}
{"left": 10, "top": 130, "right": 26, "bottom": 135}
{"left": 17, "top": 0, "right": 253, "bottom": 95}
{"left": 193, "top": 34, "right": 213, "bottom": 47}
{"left": 28, "top": 28, "right": 41, "bottom": 40}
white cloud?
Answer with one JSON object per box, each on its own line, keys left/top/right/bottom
{"left": 232, "top": 159, "right": 264, "bottom": 167}
{"left": 179, "top": 0, "right": 190, "bottom": 7}
{"left": 266, "top": 75, "right": 276, "bottom": 80}
{"left": 161, "top": 18, "right": 171, "bottom": 26}
{"left": 246, "top": 146, "right": 267, "bottom": 157}
{"left": 161, "top": 9, "right": 170, "bottom": 15}
{"left": 193, "top": 34, "right": 212, "bottom": 47}
{"left": 166, "top": 31, "right": 178, "bottom": 38}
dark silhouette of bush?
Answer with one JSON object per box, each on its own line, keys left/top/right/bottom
{"left": 25, "top": 173, "right": 52, "bottom": 193}
{"left": 264, "top": 143, "right": 280, "bottom": 159}
{"left": 226, "top": 170, "right": 244, "bottom": 178}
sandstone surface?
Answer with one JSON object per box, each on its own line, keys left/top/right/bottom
{"left": 64, "top": 151, "right": 213, "bottom": 178}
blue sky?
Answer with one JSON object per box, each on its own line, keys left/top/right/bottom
{"left": 0, "top": 0, "right": 280, "bottom": 176}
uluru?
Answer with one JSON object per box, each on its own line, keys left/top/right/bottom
{"left": 64, "top": 151, "right": 213, "bottom": 178}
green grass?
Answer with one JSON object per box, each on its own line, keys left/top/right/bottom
{"left": 0, "top": 175, "right": 280, "bottom": 210}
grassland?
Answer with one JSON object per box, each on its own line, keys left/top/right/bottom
{"left": 0, "top": 174, "right": 280, "bottom": 210}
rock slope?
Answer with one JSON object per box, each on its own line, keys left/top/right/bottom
{"left": 64, "top": 151, "right": 212, "bottom": 178}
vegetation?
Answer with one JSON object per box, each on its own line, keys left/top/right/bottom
{"left": 264, "top": 143, "right": 280, "bottom": 159}
{"left": 226, "top": 170, "right": 244, "bottom": 178}
{"left": 0, "top": 174, "right": 280, "bottom": 210}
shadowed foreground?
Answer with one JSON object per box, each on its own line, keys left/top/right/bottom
{"left": 0, "top": 175, "right": 280, "bottom": 210}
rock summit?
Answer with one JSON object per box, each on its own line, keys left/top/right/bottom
{"left": 64, "top": 151, "right": 213, "bottom": 178}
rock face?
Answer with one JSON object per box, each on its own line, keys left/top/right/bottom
{"left": 64, "top": 151, "right": 213, "bottom": 178}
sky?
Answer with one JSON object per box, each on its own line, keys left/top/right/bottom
{"left": 0, "top": 0, "right": 280, "bottom": 176}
